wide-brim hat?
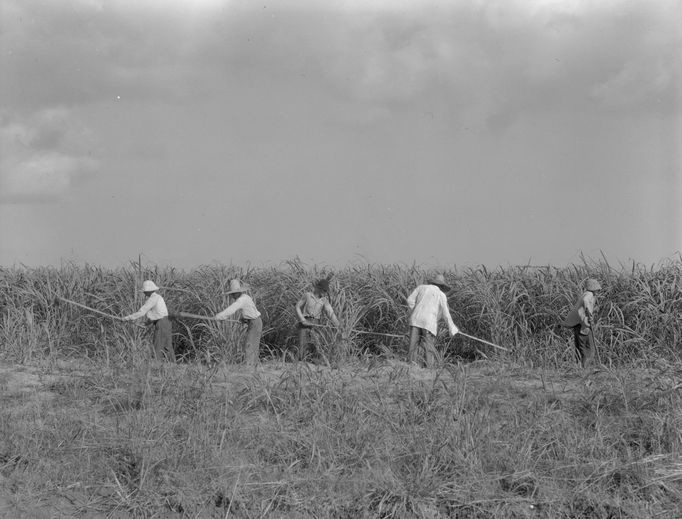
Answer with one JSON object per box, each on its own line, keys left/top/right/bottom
{"left": 141, "top": 280, "right": 159, "bottom": 292}
{"left": 428, "top": 274, "right": 450, "bottom": 292}
{"left": 226, "top": 279, "right": 248, "bottom": 295}
{"left": 585, "top": 278, "right": 602, "bottom": 291}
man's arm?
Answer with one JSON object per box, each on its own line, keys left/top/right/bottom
{"left": 406, "top": 287, "right": 418, "bottom": 311}
{"left": 216, "top": 297, "right": 245, "bottom": 320}
{"left": 324, "top": 302, "right": 340, "bottom": 327}
{"left": 295, "top": 296, "right": 307, "bottom": 323}
{"left": 577, "top": 294, "right": 592, "bottom": 333}
{"left": 123, "top": 294, "right": 157, "bottom": 321}
{"left": 439, "top": 293, "right": 459, "bottom": 336}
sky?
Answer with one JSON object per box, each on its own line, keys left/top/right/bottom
{"left": 1, "top": 0, "right": 680, "bottom": 270}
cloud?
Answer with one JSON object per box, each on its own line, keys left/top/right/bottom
{"left": 590, "top": 59, "right": 674, "bottom": 108}
{"left": 0, "top": 153, "right": 98, "bottom": 203}
{"left": 2, "top": 0, "right": 678, "bottom": 125}
{"left": 0, "top": 108, "right": 99, "bottom": 203}
{"left": 196, "top": 0, "right": 679, "bottom": 127}
{"left": 0, "top": 0, "right": 200, "bottom": 108}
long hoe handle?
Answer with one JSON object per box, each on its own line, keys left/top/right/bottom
{"left": 458, "top": 331, "right": 509, "bottom": 352}
{"left": 57, "top": 296, "right": 127, "bottom": 322}
{"left": 56, "top": 296, "right": 148, "bottom": 329}
{"left": 173, "top": 311, "right": 242, "bottom": 324}
{"left": 307, "top": 322, "right": 403, "bottom": 339}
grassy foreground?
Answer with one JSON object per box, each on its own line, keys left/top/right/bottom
{"left": 1, "top": 258, "right": 681, "bottom": 517}
{"left": 0, "top": 357, "right": 680, "bottom": 518}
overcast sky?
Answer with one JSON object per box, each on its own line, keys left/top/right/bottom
{"left": 1, "top": 0, "right": 680, "bottom": 270}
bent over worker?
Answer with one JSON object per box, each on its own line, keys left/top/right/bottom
{"left": 561, "top": 278, "right": 602, "bottom": 368}
{"left": 295, "top": 276, "right": 340, "bottom": 361}
{"left": 123, "top": 280, "right": 175, "bottom": 362}
{"left": 406, "top": 273, "right": 459, "bottom": 368}
{"left": 215, "top": 279, "right": 262, "bottom": 366}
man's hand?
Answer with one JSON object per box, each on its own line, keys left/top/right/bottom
{"left": 300, "top": 320, "right": 313, "bottom": 328}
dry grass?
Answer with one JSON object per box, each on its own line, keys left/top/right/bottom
{"left": 1, "top": 257, "right": 681, "bottom": 365}
{"left": 0, "top": 257, "right": 681, "bottom": 517}
{"left": 0, "top": 359, "right": 680, "bottom": 518}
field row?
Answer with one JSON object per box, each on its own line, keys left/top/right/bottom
{"left": 1, "top": 258, "right": 681, "bottom": 365}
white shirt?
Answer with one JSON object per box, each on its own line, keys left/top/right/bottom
{"left": 216, "top": 294, "right": 261, "bottom": 320}
{"left": 406, "top": 284, "right": 459, "bottom": 336}
{"left": 125, "top": 292, "right": 168, "bottom": 321}
{"left": 562, "top": 291, "right": 596, "bottom": 334}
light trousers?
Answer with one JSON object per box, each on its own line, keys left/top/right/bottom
{"left": 152, "top": 317, "right": 174, "bottom": 362}
{"left": 408, "top": 326, "right": 440, "bottom": 368}
{"left": 243, "top": 317, "right": 263, "bottom": 366}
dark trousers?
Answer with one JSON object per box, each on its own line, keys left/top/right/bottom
{"left": 243, "top": 317, "right": 263, "bottom": 366}
{"left": 572, "top": 324, "right": 594, "bottom": 367}
{"left": 152, "top": 317, "right": 174, "bottom": 362}
{"left": 408, "top": 326, "right": 440, "bottom": 368}
{"left": 298, "top": 318, "right": 320, "bottom": 361}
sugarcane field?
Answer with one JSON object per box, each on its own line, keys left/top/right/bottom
{"left": 2, "top": 0, "right": 681, "bottom": 518}
{"left": 0, "top": 259, "right": 680, "bottom": 518}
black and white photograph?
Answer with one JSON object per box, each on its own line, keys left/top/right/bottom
{"left": 1, "top": 0, "right": 680, "bottom": 517}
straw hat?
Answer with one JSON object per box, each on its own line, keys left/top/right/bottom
{"left": 428, "top": 273, "right": 450, "bottom": 292}
{"left": 226, "top": 279, "right": 248, "bottom": 295}
{"left": 585, "top": 278, "right": 602, "bottom": 292}
{"left": 141, "top": 280, "right": 159, "bottom": 292}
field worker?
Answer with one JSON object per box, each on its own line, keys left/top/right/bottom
{"left": 214, "top": 279, "right": 262, "bottom": 366}
{"left": 562, "top": 278, "right": 602, "bottom": 368}
{"left": 122, "top": 280, "right": 175, "bottom": 362}
{"left": 406, "top": 274, "right": 459, "bottom": 368}
{"left": 295, "top": 276, "right": 340, "bottom": 361}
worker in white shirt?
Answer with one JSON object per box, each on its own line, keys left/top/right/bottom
{"left": 295, "top": 276, "right": 340, "bottom": 361}
{"left": 406, "top": 274, "right": 459, "bottom": 368}
{"left": 215, "top": 279, "right": 262, "bottom": 366}
{"left": 122, "top": 280, "right": 175, "bottom": 362}
{"left": 561, "top": 278, "right": 602, "bottom": 367}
